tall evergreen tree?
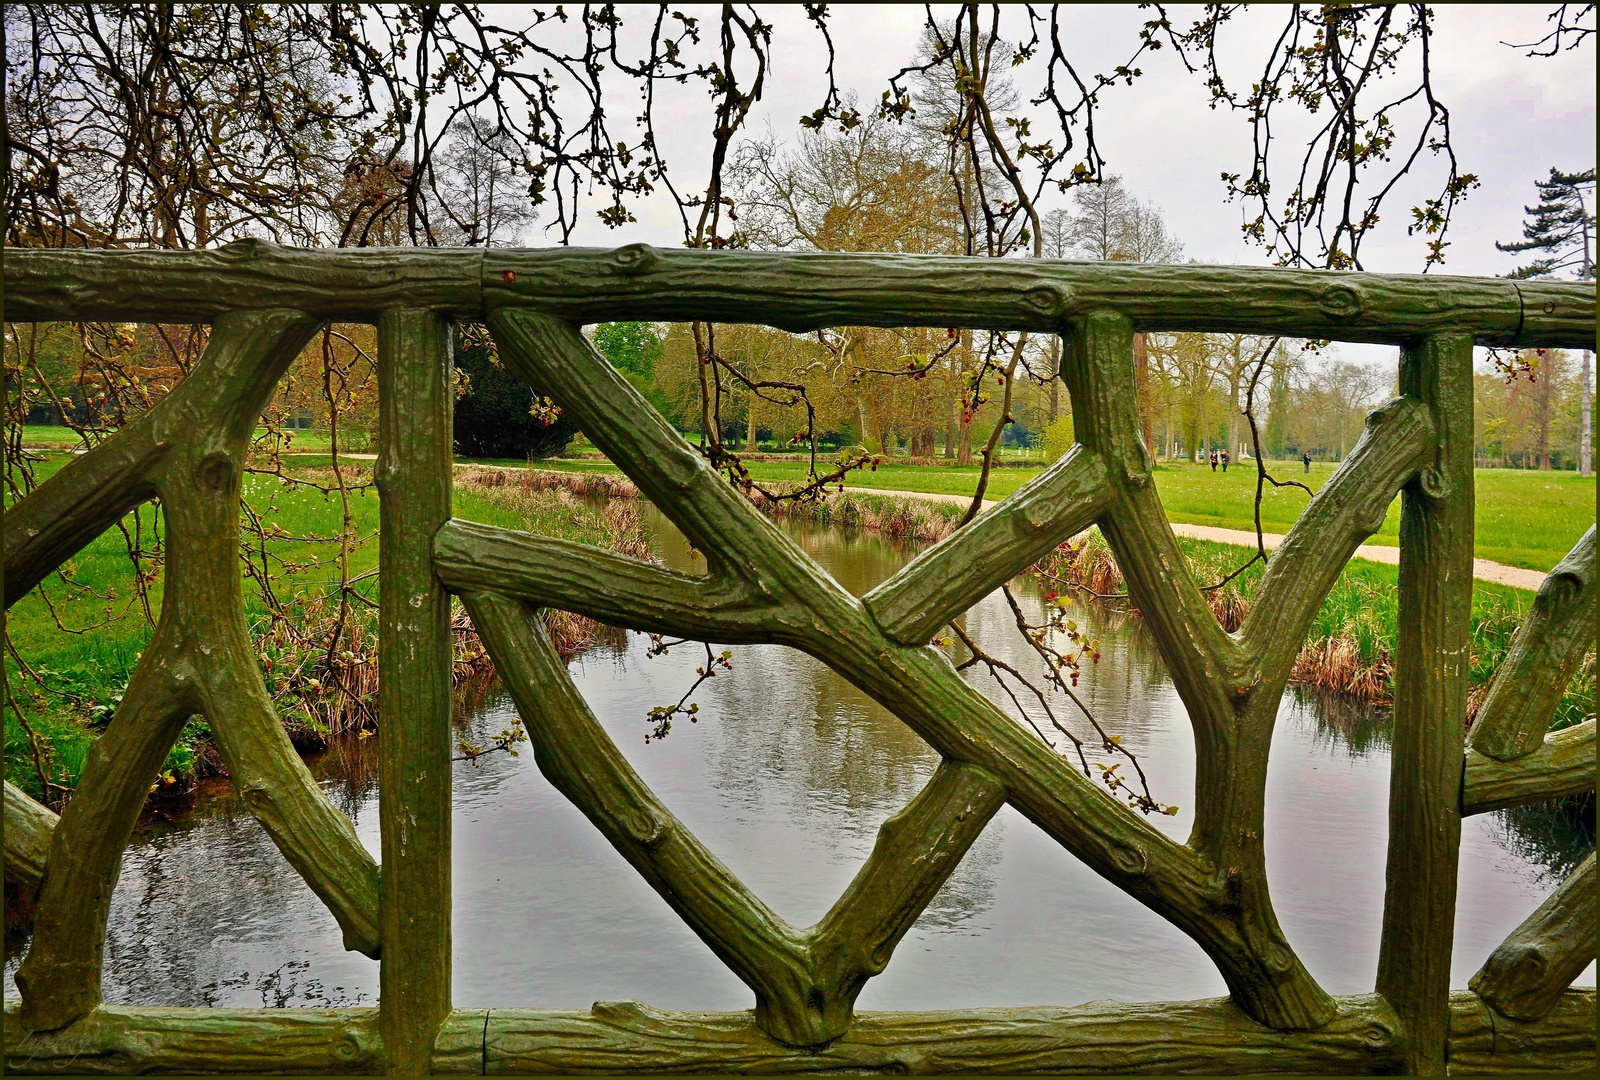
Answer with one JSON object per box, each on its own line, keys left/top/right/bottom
{"left": 453, "top": 331, "right": 579, "bottom": 460}
{"left": 1497, "top": 166, "right": 1595, "bottom": 475}
{"left": 1496, "top": 167, "right": 1596, "bottom": 279}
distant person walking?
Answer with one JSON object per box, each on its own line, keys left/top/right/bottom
{"left": 1221, "top": 448, "right": 1230, "bottom": 472}
{"left": 1209, "top": 448, "right": 1218, "bottom": 472}
{"left": 1302, "top": 451, "right": 1312, "bottom": 474}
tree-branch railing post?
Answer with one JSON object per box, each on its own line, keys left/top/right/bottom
{"left": 376, "top": 308, "right": 456, "bottom": 1073}
{"left": 1378, "top": 332, "right": 1475, "bottom": 1076}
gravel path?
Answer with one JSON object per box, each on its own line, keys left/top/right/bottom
{"left": 843, "top": 485, "right": 1548, "bottom": 591}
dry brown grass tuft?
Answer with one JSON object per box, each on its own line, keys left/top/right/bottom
{"left": 1035, "top": 530, "right": 1395, "bottom": 701}
{"left": 1288, "top": 637, "right": 1393, "bottom": 704}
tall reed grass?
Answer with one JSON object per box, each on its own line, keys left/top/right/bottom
{"left": 1038, "top": 526, "right": 1592, "bottom": 726}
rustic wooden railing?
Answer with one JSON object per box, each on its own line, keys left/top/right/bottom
{"left": 2, "top": 241, "right": 1594, "bottom": 1075}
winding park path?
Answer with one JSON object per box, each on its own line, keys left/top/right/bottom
{"left": 843, "top": 484, "right": 1549, "bottom": 591}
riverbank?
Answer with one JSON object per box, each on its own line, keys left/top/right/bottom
{"left": 514, "top": 466, "right": 1590, "bottom": 721}
{"left": 1033, "top": 528, "right": 1592, "bottom": 726}
{"left": 527, "top": 455, "right": 1594, "bottom": 574}
{"left": 2, "top": 466, "right": 649, "bottom": 807}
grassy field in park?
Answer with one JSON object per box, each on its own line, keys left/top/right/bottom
{"left": 30, "top": 440, "right": 1584, "bottom": 569}
{"left": 20, "top": 424, "right": 340, "bottom": 453}
{"left": 15, "top": 424, "right": 87, "bottom": 447}
{"left": 32, "top": 419, "right": 1582, "bottom": 570}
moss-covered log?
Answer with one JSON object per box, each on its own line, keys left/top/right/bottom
{"left": 1444, "top": 988, "right": 1597, "bottom": 1075}
{"left": 375, "top": 308, "right": 456, "bottom": 1074}
{"left": 3, "top": 1001, "right": 381, "bottom": 1075}
{"left": 3, "top": 241, "right": 1592, "bottom": 349}
{"left": 1463, "top": 720, "right": 1595, "bottom": 815}
{"left": 1468, "top": 527, "right": 1596, "bottom": 761}
{"left": 5, "top": 993, "right": 1592, "bottom": 1075}
{"left": 1378, "top": 333, "right": 1475, "bottom": 1075}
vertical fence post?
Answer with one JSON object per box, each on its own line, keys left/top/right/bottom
{"left": 1378, "top": 332, "right": 1474, "bottom": 1075}
{"left": 377, "top": 309, "right": 454, "bottom": 1074}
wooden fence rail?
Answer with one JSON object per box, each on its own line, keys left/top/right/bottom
{"left": 2, "top": 245, "right": 1594, "bottom": 1075}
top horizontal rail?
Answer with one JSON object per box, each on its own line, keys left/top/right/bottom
{"left": 2, "top": 239, "right": 1593, "bottom": 348}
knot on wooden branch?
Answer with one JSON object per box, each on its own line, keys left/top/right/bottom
{"left": 1318, "top": 282, "right": 1364, "bottom": 320}
{"left": 612, "top": 242, "right": 664, "bottom": 276}
{"left": 216, "top": 236, "right": 278, "bottom": 262}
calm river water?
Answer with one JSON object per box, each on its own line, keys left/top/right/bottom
{"left": 6, "top": 506, "right": 1594, "bottom": 1010}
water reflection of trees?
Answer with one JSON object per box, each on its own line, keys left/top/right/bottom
{"left": 312, "top": 730, "right": 381, "bottom": 814}
{"left": 1491, "top": 797, "right": 1596, "bottom": 884}
{"left": 1288, "top": 689, "right": 1595, "bottom": 882}
{"left": 86, "top": 799, "right": 368, "bottom": 1007}
{"left": 952, "top": 581, "right": 1175, "bottom": 754}
{"left": 203, "top": 959, "right": 371, "bottom": 1008}
{"left": 1293, "top": 688, "right": 1394, "bottom": 760}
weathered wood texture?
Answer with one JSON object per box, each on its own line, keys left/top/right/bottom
{"left": 12, "top": 993, "right": 1593, "bottom": 1075}
{"left": 1443, "top": 989, "right": 1598, "bottom": 1075}
{"left": 1463, "top": 719, "right": 1595, "bottom": 815}
{"left": 3, "top": 781, "right": 56, "bottom": 894}
{"left": 1378, "top": 333, "right": 1475, "bottom": 1076}
{"left": 4, "top": 1001, "right": 381, "bottom": 1075}
{"left": 1469, "top": 852, "right": 1595, "bottom": 1022}
{"left": 3, "top": 241, "right": 1592, "bottom": 348}
{"left": 1468, "top": 527, "right": 1595, "bottom": 761}
{"left": 376, "top": 308, "right": 455, "bottom": 1074}
{"left": 9, "top": 312, "right": 380, "bottom": 1036}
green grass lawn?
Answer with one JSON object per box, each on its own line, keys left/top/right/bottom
{"left": 16, "top": 424, "right": 88, "bottom": 447}
{"left": 531, "top": 455, "right": 1595, "bottom": 573}
{"left": 20, "top": 425, "right": 342, "bottom": 452}
{"left": 2, "top": 453, "right": 616, "bottom": 799}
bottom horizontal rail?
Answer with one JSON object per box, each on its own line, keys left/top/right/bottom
{"left": 4, "top": 990, "right": 1593, "bottom": 1075}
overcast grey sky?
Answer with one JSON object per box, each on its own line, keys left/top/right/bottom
{"left": 548, "top": 5, "right": 1594, "bottom": 376}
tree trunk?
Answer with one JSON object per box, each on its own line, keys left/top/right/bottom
{"left": 1581, "top": 350, "right": 1592, "bottom": 477}
{"left": 1536, "top": 368, "right": 1554, "bottom": 470}
{"left": 944, "top": 401, "right": 957, "bottom": 459}
{"left": 1049, "top": 336, "right": 1061, "bottom": 423}
{"left": 1133, "top": 333, "right": 1154, "bottom": 457}
{"left": 1226, "top": 375, "right": 1242, "bottom": 463}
